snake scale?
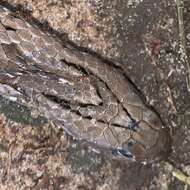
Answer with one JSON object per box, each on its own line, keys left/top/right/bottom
{"left": 0, "top": 4, "right": 171, "bottom": 162}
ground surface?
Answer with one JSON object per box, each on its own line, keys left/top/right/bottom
{"left": 0, "top": 0, "right": 190, "bottom": 189}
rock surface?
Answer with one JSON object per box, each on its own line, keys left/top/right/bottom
{"left": 0, "top": 0, "right": 189, "bottom": 189}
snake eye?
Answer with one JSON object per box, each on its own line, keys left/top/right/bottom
{"left": 128, "top": 140, "right": 134, "bottom": 147}
{"left": 127, "top": 120, "right": 139, "bottom": 131}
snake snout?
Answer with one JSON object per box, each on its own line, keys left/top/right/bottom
{"left": 123, "top": 120, "right": 172, "bottom": 161}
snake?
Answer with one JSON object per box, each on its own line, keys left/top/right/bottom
{"left": 0, "top": 4, "right": 171, "bottom": 162}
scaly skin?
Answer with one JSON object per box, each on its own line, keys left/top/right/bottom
{"left": 0, "top": 5, "right": 171, "bottom": 162}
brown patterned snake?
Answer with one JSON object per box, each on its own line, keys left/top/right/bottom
{"left": 0, "top": 5, "right": 171, "bottom": 162}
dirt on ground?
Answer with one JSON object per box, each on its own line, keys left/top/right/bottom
{"left": 0, "top": 0, "right": 190, "bottom": 189}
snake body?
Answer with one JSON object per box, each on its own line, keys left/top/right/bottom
{"left": 0, "top": 5, "right": 171, "bottom": 161}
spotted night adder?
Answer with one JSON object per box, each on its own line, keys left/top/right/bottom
{"left": 0, "top": 4, "right": 171, "bottom": 162}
